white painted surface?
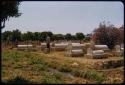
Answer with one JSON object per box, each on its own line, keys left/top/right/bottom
{"left": 71, "top": 49, "right": 83, "bottom": 53}
{"left": 93, "top": 50, "right": 104, "bottom": 54}
{"left": 94, "top": 45, "right": 108, "bottom": 50}
{"left": 17, "top": 45, "right": 33, "bottom": 47}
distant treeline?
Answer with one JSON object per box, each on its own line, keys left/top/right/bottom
{"left": 2, "top": 21, "right": 124, "bottom": 49}
{"left": 1, "top": 30, "right": 90, "bottom": 42}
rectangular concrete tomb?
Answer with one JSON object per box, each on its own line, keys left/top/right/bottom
{"left": 93, "top": 50, "right": 105, "bottom": 59}
{"left": 17, "top": 44, "right": 33, "bottom": 51}
{"left": 85, "top": 48, "right": 107, "bottom": 59}
{"left": 68, "top": 49, "right": 84, "bottom": 57}
{"left": 66, "top": 43, "right": 84, "bottom": 57}
{"left": 71, "top": 43, "right": 83, "bottom": 49}
{"left": 54, "top": 43, "right": 68, "bottom": 51}
{"left": 94, "top": 45, "right": 109, "bottom": 52}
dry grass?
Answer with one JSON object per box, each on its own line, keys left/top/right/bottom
{"left": 1, "top": 49, "right": 124, "bottom": 84}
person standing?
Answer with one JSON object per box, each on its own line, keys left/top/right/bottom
{"left": 46, "top": 36, "right": 51, "bottom": 53}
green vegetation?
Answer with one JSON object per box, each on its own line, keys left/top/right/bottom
{"left": 58, "top": 64, "right": 72, "bottom": 72}
{"left": 1, "top": 1, "right": 21, "bottom": 29}
{"left": 40, "top": 73, "right": 64, "bottom": 84}
{"left": 2, "top": 50, "right": 124, "bottom": 84}
{"left": 81, "top": 70, "right": 105, "bottom": 83}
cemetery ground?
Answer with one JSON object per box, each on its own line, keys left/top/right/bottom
{"left": 1, "top": 48, "right": 124, "bottom": 84}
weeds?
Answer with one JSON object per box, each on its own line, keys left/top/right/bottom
{"left": 41, "top": 73, "right": 64, "bottom": 84}
{"left": 33, "top": 64, "right": 47, "bottom": 71}
{"left": 81, "top": 70, "right": 105, "bottom": 83}
{"left": 2, "top": 50, "right": 123, "bottom": 84}
{"left": 52, "top": 72, "right": 63, "bottom": 79}
{"left": 58, "top": 64, "right": 72, "bottom": 72}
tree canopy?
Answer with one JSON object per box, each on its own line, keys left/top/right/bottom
{"left": 1, "top": 1, "right": 21, "bottom": 29}
{"left": 75, "top": 32, "right": 85, "bottom": 40}
{"left": 92, "top": 21, "right": 124, "bottom": 49}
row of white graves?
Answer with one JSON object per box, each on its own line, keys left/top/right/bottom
{"left": 17, "top": 40, "right": 124, "bottom": 57}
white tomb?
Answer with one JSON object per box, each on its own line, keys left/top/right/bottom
{"left": 17, "top": 44, "right": 33, "bottom": 51}
{"left": 94, "top": 45, "right": 109, "bottom": 52}
{"left": 93, "top": 50, "right": 104, "bottom": 54}
{"left": 85, "top": 48, "right": 106, "bottom": 59}
{"left": 54, "top": 43, "right": 68, "bottom": 51}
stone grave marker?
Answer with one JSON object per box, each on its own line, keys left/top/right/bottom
{"left": 87, "top": 48, "right": 93, "bottom": 56}
{"left": 115, "top": 45, "right": 121, "bottom": 56}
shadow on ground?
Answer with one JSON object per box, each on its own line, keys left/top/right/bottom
{"left": 3, "top": 76, "right": 33, "bottom": 84}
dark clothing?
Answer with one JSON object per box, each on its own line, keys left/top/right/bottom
{"left": 46, "top": 36, "right": 51, "bottom": 53}
{"left": 46, "top": 43, "right": 50, "bottom": 52}
{"left": 47, "top": 43, "right": 50, "bottom": 49}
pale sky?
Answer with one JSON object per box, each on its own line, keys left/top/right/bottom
{"left": 2, "top": 1, "right": 124, "bottom": 35}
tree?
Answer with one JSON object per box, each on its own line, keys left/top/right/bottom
{"left": 84, "top": 34, "right": 92, "bottom": 42}
{"left": 92, "top": 21, "right": 122, "bottom": 49}
{"left": 1, "top": 1, "right": 21, "bottom": 29}
{"left": 1, "top": 31, "right": 12, "bottom": 47}
{"left": 47, "top": 31, "right": 53, "bottom": 38}
{"left": 65, "top": 33, "right": 72, "bottom": 41}
{"left": 72, "top": 35, "right": 77, "bottom": 40}
{"left": 119, "top": 25, "right": 124, "bottom": 44}
{"left": 2, "top": 31, "right": 12, "bottom": 42}
{"left": 33, "top": 32, "right": 42, "bottom": 45}
{"left": 52, "top": 34, "right": 64, "bottom": 41}
{"left": 75, "top": 32, "right": 85, "bottom": 43}
{"left": 11, "top": 29, "right": 21, "bottom": 47}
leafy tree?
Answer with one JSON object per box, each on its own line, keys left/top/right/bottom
{"left": 47, "top": 31, "right": 53, "bottom": 38}
{"left": 119, "top": 25, "right": 124, "bottom": 43}
{"left": 84, "top": 34, "right": 92, "bottom": 42}
{"left": 65, "top": 33, "right": 72, "bottom": 41}
{"left": 1, "top": 31, "right": 12, "bottom": 47}
{"left": 52, "top": 34, "right": 64, "bottom": 41}
{"left": 1, "top": 31, "right": 12, "bottom": 42}
{"left": 75, "top": 32, "right": 85, "bottom": 43}
{"left": 11, "top": 29, "right": 21, "bottom": 47}
{"left": 1, "top": 1, "right": 21, "bottom": 29}
{"left": 21, "top": 33, "right": 26, "bottom": 42}
{"left": 71, "top": 35, "right": 76, "bottom": 40}
{"left": 92, "top": 21, "right": 122, "bottom": 49}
